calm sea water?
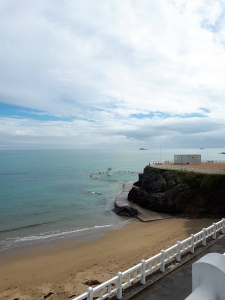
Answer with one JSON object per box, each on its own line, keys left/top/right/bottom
{"left": 0, "top": 148, "right": 224, "bottom": 252}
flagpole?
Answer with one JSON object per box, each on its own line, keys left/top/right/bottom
{"left": 160, "top": 145, "right": 161, "bottom": 163}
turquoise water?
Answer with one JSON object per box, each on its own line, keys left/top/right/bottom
{"left": 0, "top": 148, "right": 224, "bottom": 252}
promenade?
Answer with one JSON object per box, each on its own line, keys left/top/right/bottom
{"left": 152, "top": 162, "right": 225, "bottom": 174}
{"left": 129, "top": 235, "right": 225, "bottom": 300}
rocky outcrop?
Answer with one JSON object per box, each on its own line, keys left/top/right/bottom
{"left": 113, "top": 205, "right": 138, "bottom": 217}
{"left": 128, "top": 166, "right": 225, "bottom": 218}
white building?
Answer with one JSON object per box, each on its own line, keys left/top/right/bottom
{"left": 174, "top": 154, "right": 201, "bottom": 165}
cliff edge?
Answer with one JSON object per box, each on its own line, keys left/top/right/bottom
{"left": 128, "top": 166, "right": 225, "bottom": 218}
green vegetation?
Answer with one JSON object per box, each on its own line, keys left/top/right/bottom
{"left": 144, "top": 165, "right": 163, "bottom": 174}
{"left": 144, "top": 165, "right": 225, "bottom": 194}
{"left": 199, "top": 174, "right": 225, "bottom": 193}
{"left": 177, "top": 171, "right": 225, "bottom": 194}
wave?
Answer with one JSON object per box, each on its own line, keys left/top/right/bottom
{"left": 0, "top": 220, "right": 55, "bottom": 234}
{"left": 0, "top": 220, "right": 133, "bottom": 252}
{"left": 0, "top": 172, "right": 27, "bottom": 176}
{"left": 88, "top": 191, "right": 102, "bottom": 195}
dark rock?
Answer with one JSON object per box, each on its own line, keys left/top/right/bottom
{"left": 133, "top": 180, "right": 141, "bottom": 187}
{"left": 113, "top": 206, "right": 138, "bottom": 217}
{"left": 43, "top": 292, "right": 54, "bottom": 299}
{"left": 84, "top": 279, "right": 101, "bottom": 286}
{"left": 128, "top": 166, "right": 225, "bottom": 218}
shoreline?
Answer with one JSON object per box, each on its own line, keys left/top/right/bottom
{"left": 0, "top": 182, "right": 128, "bottom": 256}
{"left": 0, "top": 217, "right": 219, "bottom": 299}
{"left": 0, "top": 179, "right": 134, "bottom": 257}
{"left": 0, "top": 218, "right": 134, "bottom": 260}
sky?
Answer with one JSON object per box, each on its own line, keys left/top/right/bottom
{"left": 1, "top": 0, "right": 225, "bottom": 150}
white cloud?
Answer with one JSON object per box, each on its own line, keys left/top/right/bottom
{"left": 0, "top": 0, "right": 225, "bottom": 148}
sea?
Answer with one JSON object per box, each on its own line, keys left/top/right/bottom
{"left": 0, "top": 148, "right": 224, "bottom": 254}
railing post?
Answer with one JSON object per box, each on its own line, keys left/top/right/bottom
{"left": 176, "top": 241, "right": 181, "bottom": 262}
{"left": 160, "top": 250, "right": 165, "bottom": 272}
{"left": 87, "top": 287, "right": 93, "bottom": 300}
{"left": 190, "top": 234, "right": 194, "bottom": 254}
{"left": 222, "top": 219, "right": 225, "bottom": 234}
{"left": 213, "top": 223, "right": 216, "bottom": 239}
{"left": 140, "top": 259, "right": 146, "bottom": 284}
{"left": 202, "top": 228, "right": 206, "bottom": 246}
{"left": 117, "top": 272, "right": 122, "bottom": 299}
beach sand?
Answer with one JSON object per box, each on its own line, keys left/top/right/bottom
{"left": 0, "top": 217, "right": 219, "bottom": 300}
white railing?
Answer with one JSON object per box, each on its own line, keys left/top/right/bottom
{"left": 202, "top": 160, "right": 225, "bottom": 163}
{"left": 122, "top": 263, "right": 142, "bottom": 288}
{"left": 149, "top": 160, "right": 225, "bottom": 165}
{"left": 179, "top": 236, "right": 193, "bottom": 255}
{"left": 73, "top": 219, "right": 225, "bottom": 300}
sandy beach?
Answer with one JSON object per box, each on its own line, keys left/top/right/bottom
{"left": 0, "top": 217, "right": 219, "bottom": 300}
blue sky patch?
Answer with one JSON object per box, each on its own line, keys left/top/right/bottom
{"left": 131, "top": 112, "right": 170, "bottom": 119}
{"left": 182, "top": 112, "right": 207, "bottom": 118}
{"left": 199, "top": 107, "right": 210, "bottom": 113}
{"left": 0, "top": 102, "right": 74, "bottom": 121}
{"left": 131, "top": 111, "right": 208, "bottom": 119}
{"left": 201, "top": 16, "right": 223, "bottom": 34}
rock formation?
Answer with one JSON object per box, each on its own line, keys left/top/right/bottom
{"left": 128, "top": 166, "right": 225, "bottom": 218}
{"left": 113, "top": 205, "right": 138, "bottom": 217}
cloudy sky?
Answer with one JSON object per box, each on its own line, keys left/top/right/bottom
{"left": 1, "top": 0, "right": 225, "bottom": 149}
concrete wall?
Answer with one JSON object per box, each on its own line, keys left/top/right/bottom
{"left": 185, "top": 253, "right": 225, "bottom": 300}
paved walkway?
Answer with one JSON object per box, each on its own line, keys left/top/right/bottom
{"left": 115, "top": 183, "right": 172, "bottom": 222}
{"left": 151, "top": 162, "right": 225, "bottom": 174}
{"left": 129, "top": 235, "right": 225, "bottom": 300}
